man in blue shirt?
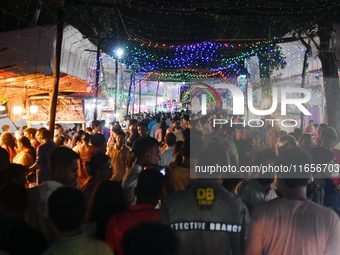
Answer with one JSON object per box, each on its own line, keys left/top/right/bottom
{"left": 29, "top": 129, "right": 57, "bottom": 184}
{"left": 148, "top": 117, "right": 156, "bottom": 137}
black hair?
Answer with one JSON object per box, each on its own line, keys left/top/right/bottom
{"left": 318, "top": 123, "right": 328, "bottom": 133}
{"left": 135, "top": 169, "right": 165, "bottom": 204}
{"left": 116, "top": 130, "right": 126, "bottom": 137}
{"left": 54, "top": 134, "right": 65, "bottom": 147}
{"left": 48, "top": 187, "right": 86, "bottom": 231}
{"left": 278, "top": 130, "right": 288, "bottom": 137}
{"left": 1, "top": 132, "right": 17, "bottom": 150}
{"left": 24, "top": 128, "right": 37, "bottom": 137}
{"left": 81, "top": 132, "right": 91, "bottom": 143}
{"left": 129, "top": 119, "right": 138, "bottom": 126}
{"left": 0, "top": 147, "right": 9, "bottom": 171}
{"left": 87, "top": 153, "right": 111, "bottom": 177}
{"left": 40, "top": 129, "right": 52, "bottom": 140}
{"left": 0, "top": 163, "right": 28, "bottom": 187}
{"left": 310, "top": 147, "right": 334, "bottom": 164}
{"left": 293, "top": 128, "right": 303, "bottom": 140}
{"left": 92, "top": 120, "right": 102, "bottom": 129}
{"left": 174, "top": 141, "right": 183, "bottom": 165}
{"left": 299, "top": 133, "right": 312, "bottom": 143}
{"left": 138, "top": 122, "right": 148, "bottom": 130}
{"left": 18, "top": 136, "right": 31, "bottom": 148}
{"left": 18, "top": 135, "right": 36, "bottom": 160}
{"left": 132, "top": 137, "right": 159, "bottom": 159}
{"left": 50, "top": 147, "right": 80, "bottom": 173}
{"left": 276, "top": 135, "right": 297, "bottom": 155}
{"left": 165, "top": 133, "right": 176, "bottom": 147}
{"left": 160, "top": 122, "right": 167, "bottom": 142}
{"left": 320, "top": 127, "right": 339, "bottom": 146}
{"left": 300, "top": 133, "right": 311, "bottom": 139}
{"left": 0, "top": 182, "right": 28, "bottom": 214}
{"left": 276, "top": 147, "right": 312, "bottom": 188}
{"left": 71, "top": 130, "right": 85, "bottom": 147}
{"left": 88, "top": 180, "right": 129, "bottom": 240}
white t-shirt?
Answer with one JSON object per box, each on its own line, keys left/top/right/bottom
{"left": 173, "top": 129, "right": 183, "bottom": 141}
{"left": 246, "top": 198, "right": 340, "bottom": 255}
{"left": 159, "top": 146, "right": 175, "bottom": 166}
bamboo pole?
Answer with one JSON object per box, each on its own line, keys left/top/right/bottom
{"left": 93, "top": 39, "right": 101, "bottom": 121}
{"left": 49, "top": 0, "right": 64, "bottom": 135}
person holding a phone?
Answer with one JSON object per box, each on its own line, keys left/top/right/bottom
{"left": 122, "top": 137, "right": 160, "bottom": 206}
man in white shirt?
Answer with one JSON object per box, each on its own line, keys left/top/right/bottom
{"left": 122, "top": 137, "right": 160, "bottom": 206}
{"left": 26, "top": 147, "right": 80, "bottom": 244}
{"left": 159, "top": 133, "right": 176, "bottom": 166}
{"left": 172, "top": 121, "right": 183, "bottom": 141}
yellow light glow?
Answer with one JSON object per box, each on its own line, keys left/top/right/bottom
{"left": 30, "top": 105, "right": 38, "bottom": 113}
{"left": 13, "top": 106, "right": 22, "bottom": 114}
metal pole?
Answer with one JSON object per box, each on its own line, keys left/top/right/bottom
{"left": 139, "top": 80, "right": 142, "bottom": 113}
{"left": 155, "top": 80, "right": 160, "bottom": 113}
{"left": 114, "top": 59, "right": 119, "bottom": 121}
{"left": 93, "top": 39, "right": 101, "bottom": 121}
{"left": 246, "top": 73, "right": 250, "bottom": 119}
{"left": 49, "top": 0, "right": 64, "bottom": 135}
{"left": 132, "top": 78, "right": 135, "bottom": 116}
{"left": 126, "top": 72, "right": 133, "bottom": 118}
{"left": 299, "top": 38, "right": 311, "bottom": 130}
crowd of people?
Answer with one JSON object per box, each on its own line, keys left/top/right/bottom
{"left": 0, "top": 110, "right": 339, "bottom": 254}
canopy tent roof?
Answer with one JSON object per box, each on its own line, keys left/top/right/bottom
{"left": 1, "top": 1, "right": 340, "bottom": 80}
{"left": 0, "top": 71, "right": 92, "bottom": 100}
{"left": 0, "top": 24, "right": 124, "bottom": 100}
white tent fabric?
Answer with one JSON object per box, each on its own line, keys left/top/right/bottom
{"left": 0, "top": 25, "right": 54, "bottom": 75}
{"left": 60, "top": 25, "right": 97, "bottom": 81}
{"left": 0, "top": 24, "right": 127, "bottom": 83}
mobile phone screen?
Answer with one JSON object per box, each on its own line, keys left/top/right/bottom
{"left": 143, "top": 165, "right": 166, "bottom": 175}
{"left": 160, "top": 168, "right": 166, "bottom": 176}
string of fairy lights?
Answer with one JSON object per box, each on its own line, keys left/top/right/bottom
{"left": 110, "top": 40, "right": 286, "bottom": 74}
{"left": 94, "top": 37, "right": 319, "bottom": 109}
{"left": 0, "top": 0, "right": 330, "bottom": 113}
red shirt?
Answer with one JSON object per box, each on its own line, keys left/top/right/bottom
{"left": 105, "top": 204, "right": 160, "bottom": 255}
{"left": 305, "top": 125, "right": 313, "bottom": 134}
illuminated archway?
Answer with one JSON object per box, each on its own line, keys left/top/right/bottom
{"left": 183, "top": 83, "right": 223, "bottom": 107}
